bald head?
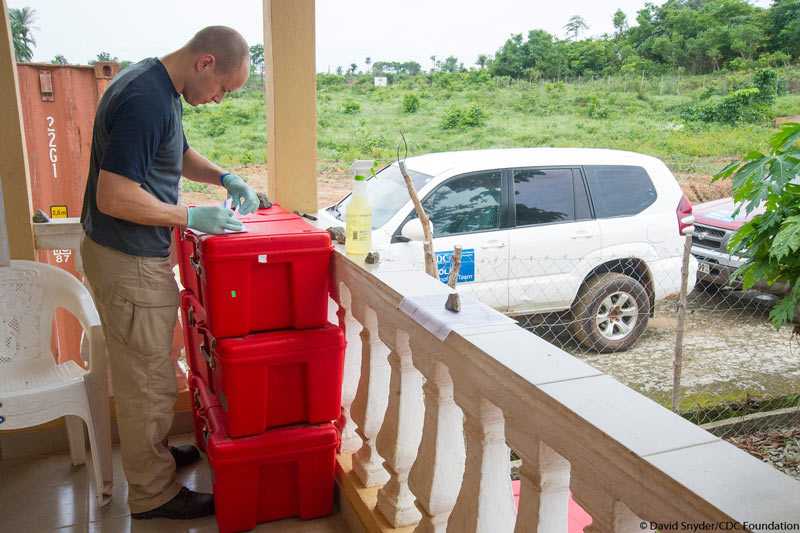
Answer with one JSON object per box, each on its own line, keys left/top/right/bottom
{"left": 186, "top": 26, "right": 249, "bottom": 74}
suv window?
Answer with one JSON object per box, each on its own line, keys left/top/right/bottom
{"left": 585, "top": 165, "right": 657, "bottom": 218}
{"left": 416, "top": 172, "right": 502, "bottom": 237}
{"left": 514, "top": 168, "right": 588, "bottom": 226}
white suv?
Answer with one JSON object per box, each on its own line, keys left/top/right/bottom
{"left": 318, "top": 148, "right": 697, "bottom": 352}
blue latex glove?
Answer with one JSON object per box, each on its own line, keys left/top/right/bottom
{"left": 187, "top": 206, "right": 243, "bottom": 234}
{"left": 222, "top": 173, "right": 259, "bottom": 215}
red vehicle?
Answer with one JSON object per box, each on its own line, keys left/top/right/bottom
{"left": 691, "top": 198, "right": 786, "bottom": 293}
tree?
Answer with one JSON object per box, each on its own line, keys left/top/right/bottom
{"left": 336, "top": 65, "right": 344, "bottom": 76}
{"left": 365, "top": 56, "right": 371, "bottom": 73}
{"left": 249, "top": 44, "right": 264, "bottom": 80}
{"left": 10, "top": 7, "right": 36, "bottom": 62}
{"left": 348, "top": 63, "right": 358, "bottom": 75}
{"left": 564, "top": 15, "right": 588, "bottom": 41}
{"left": 429, "top": 55, "right": 437, "bottom": 72}
{"left": 96, "top": 52, "right": 113, "bottom": 61}
{"left": 768, "top": 0, "right": 800, "bottom": 58}
{"left": 476, "top": 54, "right": 488, "bottom": 69}
{"left": 51, "top": 55, "right": 68, "bottom": 65}
{"left": 613, "top": 9, "right": 628, "bottom": 37}
{"left": 441, "top": 56, "right": 460, "bottom": 73}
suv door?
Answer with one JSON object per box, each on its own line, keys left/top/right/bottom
{"left": 395, "top": 170, "right": 510, "bottom": 311}
{"left": 507, "top": 167, "right": 602, "bottom": 314}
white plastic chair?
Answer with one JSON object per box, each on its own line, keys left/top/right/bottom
{"left": 0, "top": 260, "right": 113, "bottom": 506}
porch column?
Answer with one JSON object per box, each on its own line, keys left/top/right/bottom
{"left": 0, "top": 0, "right": 35, "bottom": 260}
{"left": 263, "top": 0, "right": 318, "bottom": 213}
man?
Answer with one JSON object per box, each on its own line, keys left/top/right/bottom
{"left": 79, "top": 26, "right": 259, "bottom": 520}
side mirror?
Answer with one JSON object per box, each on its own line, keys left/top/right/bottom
{"left": 401, "top": 218, "right": 428, "bottom": 242}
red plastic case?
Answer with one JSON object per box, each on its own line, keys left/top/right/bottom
{"left": 193, "top": 378, "right": 339, "bottom": 533}
{"left": 175, "top": 204, "right": 332, "bottom": 339}
{"left": 189, "top": 374, "right": 218, "bottom": 452}
{"left": 180, "top": 290, "right": 212, "bottom": 387}
{"left": 212, "top": 323, "right": 345, "bottom": 437}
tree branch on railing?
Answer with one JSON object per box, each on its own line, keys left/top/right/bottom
{"left": 397, "top": 134, "right": 436, "bottom": 278}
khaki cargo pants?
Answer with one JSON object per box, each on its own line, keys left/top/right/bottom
{"left": 80, "top": 235, "right": 182, "bottom": 513}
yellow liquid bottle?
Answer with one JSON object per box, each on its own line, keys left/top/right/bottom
{"left": 345, "top": 175, "right": 372, "bottom": 257}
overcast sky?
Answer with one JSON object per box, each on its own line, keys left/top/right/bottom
{"left": 9, "top": 0, "right": 772, "bottom": 72}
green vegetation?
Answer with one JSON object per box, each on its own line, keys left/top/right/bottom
{"left": 10, "top": 7, "right": 36, "bottom": 62}
{"left": 183, "top": 66, "right": 800, "bottom": 176}
{"left": 489, "top": 0, "right": 800, "bottom": 79}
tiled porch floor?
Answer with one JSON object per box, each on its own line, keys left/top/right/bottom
{"left": 0, "top": 434, "right": 349, "bottom": 532}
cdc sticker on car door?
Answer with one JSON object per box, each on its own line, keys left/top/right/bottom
{"left": 436, "top": 249, "right": 475, "bottom": 284}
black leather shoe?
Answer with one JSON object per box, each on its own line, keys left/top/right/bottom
{"left": 170, "top": 444, "right": 201, "bottom": 469}
{"left": 131, "top": 487, "right": 214, "bottom": 520}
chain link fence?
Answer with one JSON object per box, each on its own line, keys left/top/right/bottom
{"left": 487, "top": 239, "right": 800, "bottom": 479}
{"left": 409, "top": 234, "right": 800, "bottom": 479}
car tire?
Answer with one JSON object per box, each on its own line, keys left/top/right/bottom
{"left": 570, "top": 273, "right": 650, "bottom": 353}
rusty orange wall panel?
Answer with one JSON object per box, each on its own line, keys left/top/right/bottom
{"left": 17, "top": 62, "right": 119, "bottom": 364}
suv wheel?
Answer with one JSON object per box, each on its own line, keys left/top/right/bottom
{"left": 570, "top": 273, "right": 650, "bottom": 353}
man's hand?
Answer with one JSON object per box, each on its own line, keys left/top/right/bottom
{"left": 187, "top": 206, "right": 243, "bottom": 234}
{"left": 222, "top": 174, "right": 259, "bottom": 215}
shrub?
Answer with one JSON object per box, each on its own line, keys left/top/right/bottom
{"left": 341, "top": 100, "right": 361, "bottom": 114}
{"left": 207, "top": 115, "right": 227, "bottom": 137}
{"left": 402, "top": 93, "right": 420, "bottom": 113}
{"left": 682, "top": 87, "right": 768, "bottom": 124}
{"left": 440, "top": 107, "right": 465, "bottom": 129}
{"left": 462, "top": 104, "right": 486, "bottom": 127}
{"left": 586, "top": 97, "right": 610, "bottom": 119}
{"left": 440, "top": 105, "right": 486, "bottom": 130}
{"left": 682, "top": 70, "right": 779, "bottom": 125}
{"left": 753, "top": 69, "right": 779, "bottom": 104}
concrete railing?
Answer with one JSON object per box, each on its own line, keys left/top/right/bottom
{"left": 330, "top": 249, "right": 800, "bottom": 533}
{"left": 31, "top": 220, "right": 800, "bottom": 531}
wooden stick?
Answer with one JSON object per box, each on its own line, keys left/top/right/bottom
{"left": 398, "top": 159, "right": 437, "bottom": 278}
{"left": 672, "top": 233, "right": 692, "bottom": 412}
{"left": 445, "top": 246, "right": 463, "bottom": 312}
{"left": 447, "top": 245, "right": 462, "bottom": 289}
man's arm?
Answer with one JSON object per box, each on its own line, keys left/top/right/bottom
{"left": 97, "top": 169, "right": 188, "bottom": 226}
{"left": 182, "top": 147, "right": 226, "bottom": 185}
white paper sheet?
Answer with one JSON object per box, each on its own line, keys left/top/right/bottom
{"left": 398, "top": 293, "right": 515, "bottom": 341}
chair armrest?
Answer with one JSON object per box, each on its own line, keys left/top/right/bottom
{"left": 83, "top": 323, "right": 108, "bottom": 378}
{"left": 51, "top": 270, "right": 101, "bottom": 331}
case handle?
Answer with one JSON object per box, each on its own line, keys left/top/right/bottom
{"left": 183, "top": 229, "right": 203, "bottom": 275}
{"left": 200, "top": 343, "right": 216, "bottom": 371}
{"left": 192, "top": 387, "right": 202, "bottom": 412}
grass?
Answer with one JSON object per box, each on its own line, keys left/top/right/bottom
{"left": 182, "top": 66, "right": 800, "bottom": 178}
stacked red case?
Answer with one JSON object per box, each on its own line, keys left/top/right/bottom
{"left": 182, "top": 290, "right": 345, "bottom": 437}
{"left": 175, "top": 204, "right": 333, "bottom": 339}
{"left": 192, "top": 377, "right": 338, "bottom": 533}
{"left": 176, "top": 204, "right": 343, "bottom": 530}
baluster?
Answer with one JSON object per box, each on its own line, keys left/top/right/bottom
{"left": 514, "top": 441, "right": 571, "bottom": 533}
{"left": 335, "top": 284, "right": 364, "bottom": 453}
{"left": 571, "top": 474, "right": 641, "bottom": 533}
{"left": 350, "top": 306, "right": 391, "bottom": 486}
{"left": 375, "top": 330, "right": 425, "bottom": 527}
{"left": 448, "top": 398, "right": 516, "bottom": 533}
{"left": 409, "top": 361, "right": 465, "bottom": 533}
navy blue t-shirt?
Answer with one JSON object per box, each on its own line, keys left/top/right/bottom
{"left": 81, "top": 58, "right": 189, "bottom": 257}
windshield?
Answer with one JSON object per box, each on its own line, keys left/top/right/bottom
{"left": 330, "top": 163, "right": 434, "bottom": 229}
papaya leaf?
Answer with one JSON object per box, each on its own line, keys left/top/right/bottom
{"left": 713, "top": 160, "right": 740, "bottom": 182}
{"left": 771, "top": 216, "right": 800, "bottom": 261}
{"left": 770, "top": 123, "right": 800, "bottom": 152}
{"left": 769, "top": 295, "right": 796, "bottom": 329}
